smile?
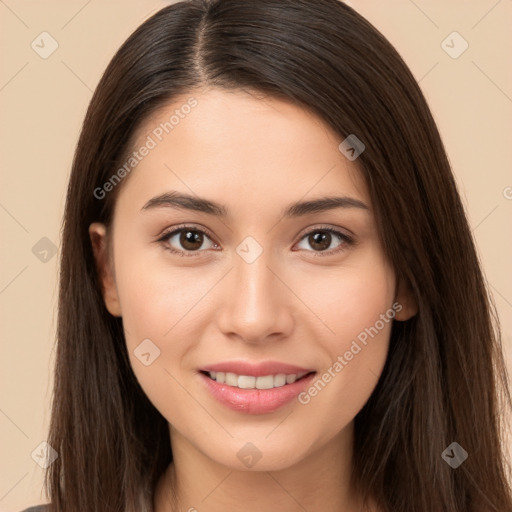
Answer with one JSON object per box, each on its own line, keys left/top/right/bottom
{"left": 202, "top": 370, "right": 312, "bottom": 389}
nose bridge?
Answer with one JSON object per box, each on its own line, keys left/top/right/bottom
{"left": 219, "top": 246, "right": 293, "bottom": 343}
{"left": 237, "top": 253, "right": 276, "bottom": 312}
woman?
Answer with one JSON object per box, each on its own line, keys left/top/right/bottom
{"left": 23, "top": 0, "right": 512, "bottom": 510}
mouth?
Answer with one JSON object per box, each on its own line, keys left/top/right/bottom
{"left": 199, "top": 370, "right": 316, "bottom": 390}
{"left": 198, "top": 364, "right": 317, "bottom": 414}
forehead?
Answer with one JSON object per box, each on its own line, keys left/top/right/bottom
{"left": 115, "top": 87, "right": 369, "bottom": 217}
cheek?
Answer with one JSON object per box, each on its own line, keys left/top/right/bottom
{"left": 114, "top": 248, "right": 211, "bottom": 344}
{"left": 113, "top": 259, "right": 199, "bottom": 419}
{"left": 293, "top": 255, "right": 395, "bottom": 422}
{"left": 296, "top": 310, "right": 392, "bottom": 442}
{"left": 291, "top": 253, "right": 395, "bottom": 344}
{"left": 113, "top": 251, "right": 218, "bottom": 405}
{"left": 331, "top": 268, "right": 395, "bottom": 381}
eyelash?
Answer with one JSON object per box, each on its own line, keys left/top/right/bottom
{"left": 155, "top": 224, "right": 355, "bottom": 258}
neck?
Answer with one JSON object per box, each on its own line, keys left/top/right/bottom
{"left": 154, "top": 421, "right": 374, "bottom": 512}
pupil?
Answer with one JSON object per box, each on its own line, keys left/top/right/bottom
{"left": 181, "top": 230, "right": 202, "bottom": 250}
{"left": 311, "top": 231, "right": 330, "bottom": 251}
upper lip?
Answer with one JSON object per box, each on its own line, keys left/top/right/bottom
{"left": 200, "top": 360, "right": 315, "bottom": 377}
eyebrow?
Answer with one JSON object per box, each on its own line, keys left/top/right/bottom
{"left": 141, "top": 191, "right": 369, "bottom": 217}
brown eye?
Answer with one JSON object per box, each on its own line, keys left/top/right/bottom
{"left": 179, "top": 230, "right": 205, "bottom": 251}
{"left": 159, "top": 227, "right": 217, "bottom": 255}
{"left": 308, "top": 231, "right": 333, "bottom": 251}
{"left": 295, "top": 227, "right": 353, "bottom": 255}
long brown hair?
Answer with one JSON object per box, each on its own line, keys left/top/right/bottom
{"left": 45, "top": 1, "right": 512, "bottom": 510}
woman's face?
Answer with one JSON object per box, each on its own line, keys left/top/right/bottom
{"left": 90, "top": 87, "right": 415, "bottom": 471}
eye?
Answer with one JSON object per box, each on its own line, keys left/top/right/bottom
{"left": 157, "top": 225, "right": 218, "bottom": 256}
{"left": 156, "top": 224, "right": 354, "bottom": 258}
{"left": 294, "top": 227, "right": 354, "bottom": 256}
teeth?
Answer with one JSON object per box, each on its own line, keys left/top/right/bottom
{"left": 239, "top": 375, "right": 257, "bottom": 389}
{"left": 207, "top": 371, "right": 310, "bottom": 389}
{"left": 254, "top": 375, "right": 273, "bottom": 389}
{"left": 225, "top": 372, "right": 238, "bottom": 386}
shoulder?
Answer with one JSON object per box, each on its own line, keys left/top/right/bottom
{"left": 20, "top": 506, "right": 51, "bottom": 512}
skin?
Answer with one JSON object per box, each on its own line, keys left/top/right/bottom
{"left": 90, "top": 87, "right": 417, "bottom": 512}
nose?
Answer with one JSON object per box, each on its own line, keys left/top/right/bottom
{"left": 216, "top": 251, "right": 294, "bottom": 345}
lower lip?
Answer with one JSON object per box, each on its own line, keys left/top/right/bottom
{"left": 199, "top": 371, "right": 316, "bottom": 414}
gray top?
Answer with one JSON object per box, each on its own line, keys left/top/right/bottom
{"left": 21, "top": 506, "right": 50, "bottom": 512}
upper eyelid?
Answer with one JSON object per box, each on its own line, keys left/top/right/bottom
{"left": 295, "top": 224, "right": 354, "bottom": 240}
{"left": 158, "top": 223, "right": 217, "bottom": 244}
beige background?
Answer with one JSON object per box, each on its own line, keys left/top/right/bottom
{"left": 1, "top": 0, "right": 511, "bottom": 510}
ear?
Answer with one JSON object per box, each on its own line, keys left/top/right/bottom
{"left": 89, "top": 222, "right": 122, "bottom": 317}
{"left": 393, "top": 277, "right": 418, "bottom": 321}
